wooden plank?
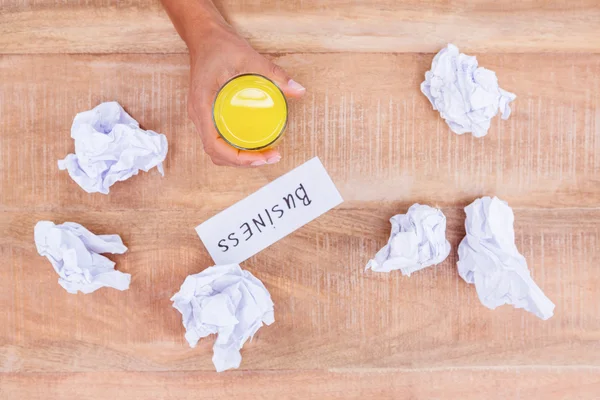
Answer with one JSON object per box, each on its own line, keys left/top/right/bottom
{"left": 1, "top": 0, "right": 600, "bottom": 54}
{"left": 1, "top": 369, "right": 600, "bottom": 399}
{"left": 0, "top": 53, "right": 598, "bottom": 211}
{"left": 1, "top": 207, "right": 599, "bottom": 372}
{"left": 1, "top": 7, "right": 600, "bottom": 397}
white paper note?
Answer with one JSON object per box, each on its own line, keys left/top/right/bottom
{"left": 421, "top": 44, "right": 516, "bottom": 138}
{"left": 196, "top": 157, "right": 343, "bottom": 264}
{"left": 366, "top": 204, "right": 451, "bottom": 274}
{"left": 58, "top": 101, "right": 168, "bottom": 194}
{"left": 171, "top": 264, "right": 274, "bottom": 372}
{"left": 457, "top": 197, "right": 555, "bottom": 320}
{"left": 34, "top": 221, "right": 130, "bottom": 294}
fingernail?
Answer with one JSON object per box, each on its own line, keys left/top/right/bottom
{"left": 287, "top": 79, "right": 305, "bottom": 92}
{"left": 251, "top": 160, "right": 267, "bottom": 166}
{"left": 266, "top": 155, "right": 281, "bottom": 164}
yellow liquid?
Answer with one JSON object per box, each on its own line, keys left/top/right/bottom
{"left": 213, "top": 74, "right": 288, "bottom": 151}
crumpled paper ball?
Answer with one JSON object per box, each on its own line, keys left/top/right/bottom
{"left": 58, "top": 101, "right": 168, "bottom": 194}
{"left": 34, "top": 221, "right": 130, "bottom": 294}
{"left": 457, "top": 197, "right": 555, "bottom": 320}
{"left": 421, "top": 44, "right": 516, "bottom": 138}
{"left": 171, "top": 264, "right": 275, "bottom": 372}
{"left": 366, "top": 204, "right": 451, "bottom": 275}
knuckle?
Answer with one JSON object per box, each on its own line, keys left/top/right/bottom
{"left": 211, "top": 157, "right": 226, "bottom": 167}
{"left": 271, "top": 64, "right": 287, "bottom": 79}
{"left": 232, "top": 150, "right": 246, "bottom": 167}
{"left": 200, "top": 135, "right": 214, "bottom": 152}
{"left": 202, "top": 141, "right": 215, "bottom": 155}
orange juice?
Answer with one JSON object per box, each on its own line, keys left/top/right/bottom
{"left": 213, "top": 74, "right": 288, "bottom": 151}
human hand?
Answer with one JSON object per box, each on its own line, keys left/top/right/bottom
{"left": 186, "top": 23, "right": 306, "bottom": 167}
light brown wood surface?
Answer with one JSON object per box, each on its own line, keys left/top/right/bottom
{"left": 2, "top": 0, "right": 600, "bottom": 54}
{"left": 1, "top": 1, "right": 600, "bottom": 399}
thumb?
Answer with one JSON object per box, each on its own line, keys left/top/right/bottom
{"left": 257, "top": 59, "right": 306, "bottom": 99}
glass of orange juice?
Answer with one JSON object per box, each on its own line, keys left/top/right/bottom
{"left": 212, "top": 74, "right": 288, "bottom": 151}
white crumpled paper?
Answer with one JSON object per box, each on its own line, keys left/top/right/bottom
{"left": 58, "top": 101, "right": 168, "bottom": 194}
{"left": 421, "top": 44, "right": 516, "bottom": 138}
{"left": 171, "top": 264, "right": 275, "bottom": 372}
{"left": 457, "top": 197, "right": 555, "bottom": 320}
{"left": 366, "top": 204, "right": 451, "bottom": 275}
{"left": 34, "top": 221, "right": 130, "bottom": 294}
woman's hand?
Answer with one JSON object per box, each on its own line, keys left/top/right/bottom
{"left": 160, "top": 0, "right": 305, "bottom": 167}
{"left": 187, "top": 24, "right": 306, "bottom": 166}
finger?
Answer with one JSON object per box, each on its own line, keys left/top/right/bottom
{"left": 211, "top": 138, "right": 281, "bottom": 167}
{"left": 189, "top": 75, "right": 284, "bottom": 168}
{"left": 192, "top": 104, "right": 281, "bottom": 167}
{"left": 256, "top": 58, "right": 306, "bottom": 99}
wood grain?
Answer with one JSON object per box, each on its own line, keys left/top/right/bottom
{"left": 2, "top": 0, "right": 600, "bottom": 54}
{"left": 1, "top": 54, "right": 599, "bottom": 211}
{"left": 1, "top": 2, "right": 600, "bottom": 399}
{"left": 1, "top": 207, "right": 599, "bottom": 372}
{"left": 2, "top": 369, "right": 600, "bottom": 400}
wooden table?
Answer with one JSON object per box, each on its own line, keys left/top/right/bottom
{"left": 1, "top": 1, "right": 600, "bottom": 398}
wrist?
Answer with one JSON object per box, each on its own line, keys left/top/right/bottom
{"left": 161, "top": 0, "right": 233, "bottom": 55}
{"left": 185, "top": 18, "right": 232, "bottom": 57}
